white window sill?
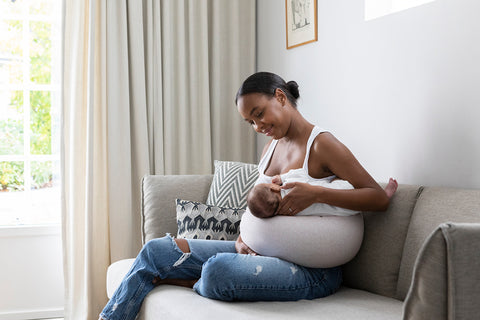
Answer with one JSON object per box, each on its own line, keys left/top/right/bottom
{"left": 0, "top": 224, "right": 61, "bottom": 238}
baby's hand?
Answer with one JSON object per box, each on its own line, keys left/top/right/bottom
{"left": 272, "top": 175, "right": 283, "bottom": 185}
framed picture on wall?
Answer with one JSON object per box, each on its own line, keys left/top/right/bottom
{"left": 285, "top": 0, "right": 318, "bottom": 49}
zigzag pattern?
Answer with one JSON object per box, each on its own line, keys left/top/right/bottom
{"left": 206, "top": 161, "right": 259, "bottom": 209}
{"left": 176, "top": 199, "right": 245, "bottom": 241}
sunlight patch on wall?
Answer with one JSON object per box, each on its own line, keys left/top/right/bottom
{"left": 365, "top": 0, "right": 436, "bottom": 21}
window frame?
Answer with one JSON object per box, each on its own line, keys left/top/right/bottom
{"left": 0, "top": 0, "right": 62, "bottom": 227}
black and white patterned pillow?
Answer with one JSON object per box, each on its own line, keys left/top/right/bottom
{"left": 176, "top": 199, "right": 245, "bottom": 241}
{"left": 206, "top": 160, "right": 259, "bottom": 209}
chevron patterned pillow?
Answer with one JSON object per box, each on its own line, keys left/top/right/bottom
{"left": 176, "top": 199, "right": 245, "bottom": 240}
{"left": 206, "top": 160, "right": 259, "bottom": 209}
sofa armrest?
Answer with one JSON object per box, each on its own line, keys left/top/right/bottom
{"left": 107, "top": 259, "right": 135, "bottom": 298}
{"left": 403, "top": 222, "right": 480, "bottom": 320}
{"left": 141, "top": 174, "right": 213, "bottom": 244}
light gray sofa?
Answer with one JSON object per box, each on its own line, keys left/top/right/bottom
{"left": 106, "top": 175, "right": 480, "bottom": 319}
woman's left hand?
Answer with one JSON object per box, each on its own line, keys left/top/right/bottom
{"left": 276, "top": 182, "right": 321, "bottom": 216}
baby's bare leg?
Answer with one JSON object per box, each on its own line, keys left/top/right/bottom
{"left": 385, "top": 178, "right": 398, "bottom": 198}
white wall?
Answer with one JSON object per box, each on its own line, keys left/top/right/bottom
{"left": 256, "top": 0, "right": 480, "bottom": 189}
{"left": 0, "top": 226, "right": 64, "bottom": 320}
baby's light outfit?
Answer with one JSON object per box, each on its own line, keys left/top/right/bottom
{"left": 279, "top": 168, "right": 358, "bottom": 216}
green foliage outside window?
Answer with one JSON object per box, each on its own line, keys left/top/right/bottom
{"left": 0, "top": 161, "right": 24, "bottom": 191}
{"left": 30, "top": 21, "right": 52, "bottom": 84}
{"left": 0, "top": 15, "right": 55, "bottom": 192}
{"left": 30, "top": 91, "right": 52, "bottom": 155}
{"left": 0, "top": 118, "right": 23, "bottom": 155}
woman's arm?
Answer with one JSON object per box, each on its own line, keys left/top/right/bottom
{"left": 276, "top": 133, "right": 390, "bottom": 215}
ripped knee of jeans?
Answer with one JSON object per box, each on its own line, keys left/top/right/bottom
{"left": 173, "top": 251, "right": 192, "bottom": 267}
{"left": 167, "top": 234, "right": 192, "bottom": 267}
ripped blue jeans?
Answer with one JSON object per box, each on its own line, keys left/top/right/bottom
{"left": 100, "top": 235, "right": 342, "bottom": 320}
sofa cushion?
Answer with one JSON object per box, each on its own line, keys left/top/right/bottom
{"left": 396, "top": 187, "right": 480, "bottom": 300}
{"left": 176, "top": 199, "right": 245, "bottom": 240}
{"left": 342, "top": 184, "right": 422, "bottom": 299}
{"left": 108, "top": 259, "right": 404, "bottom": 320}
{"left": 137, "top": 286, "right": 403, "bottom": 320}
{"left": 142, "top": 175, "right": 213, "bottom": 244}
{"left": 206, "top": 160, "right": 259, "bottom": 209}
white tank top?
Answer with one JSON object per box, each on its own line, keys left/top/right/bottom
{"left": 255, "top": 125, "right": 335, "bottom": 185}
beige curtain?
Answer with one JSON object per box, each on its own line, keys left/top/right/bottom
{"left": 62, "top": 0, "right": 256, "bottom": 319}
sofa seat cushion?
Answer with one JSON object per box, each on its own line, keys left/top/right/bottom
{"left": 138, "top": 286, "right": 403, "bottom": 320}
{"left": 108, "top": 258, "right": 403, "bottom": 319}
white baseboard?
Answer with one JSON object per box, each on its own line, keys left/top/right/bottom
{"left": 0, "top": 307, "right": 64, "bottom": 320}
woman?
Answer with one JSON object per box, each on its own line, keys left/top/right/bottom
{"left": 99, "top": 72, "right": 397, "bottom": 320}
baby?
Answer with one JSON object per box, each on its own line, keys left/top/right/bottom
{"left": 247, "top": 169, "right": 359, "bottom": 218}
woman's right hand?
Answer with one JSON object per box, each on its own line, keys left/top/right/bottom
{"left": 235, "top": 234, "right": 258, "bottom": 255}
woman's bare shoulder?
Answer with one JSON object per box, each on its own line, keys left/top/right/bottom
{"left": 305, "top": 132, "right": 340, "bottom": 177}
{"left": 309, "top": 132, "right": 355, "bottom": 173}
{"left": 311, "top": 131, "right": 380, "bottom": 189}
{"left": 311, "top": 132, "right": 347, "bottom": 156}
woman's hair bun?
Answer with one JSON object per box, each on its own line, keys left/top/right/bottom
{"left": 235, "top": 72, "right": 300, "bottom": 108}
{"left": 286, "top": 81, "right": 300, "bottom": 99}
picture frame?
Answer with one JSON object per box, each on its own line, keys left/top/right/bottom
{"left": 285, "top": 0, "right": 318, "bottom": 49}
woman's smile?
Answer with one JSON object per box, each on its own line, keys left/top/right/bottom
{"left": 263, "top": 126, "right": 273, "bottom": 136}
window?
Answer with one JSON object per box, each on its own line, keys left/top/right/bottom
{"left": 0, "top": 0, "right": 61, "bottom": 226}
{"left": 365, "top": 0, "right": 436, "bottom": 21}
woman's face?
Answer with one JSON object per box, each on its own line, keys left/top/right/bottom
{"left": 237, "top": 91, "right": 288, "bottom": 139}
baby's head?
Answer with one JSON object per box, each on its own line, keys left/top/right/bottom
{"left": 247, "top": 183, "right": 281, "bottom": 218}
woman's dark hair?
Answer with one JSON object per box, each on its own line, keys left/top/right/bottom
{"left": 235, "top": 72, "right": 300, "bottom": 108}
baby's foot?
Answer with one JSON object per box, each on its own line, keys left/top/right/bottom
{"left": 385, "top": 178, "right": 398, "bottom": 198}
